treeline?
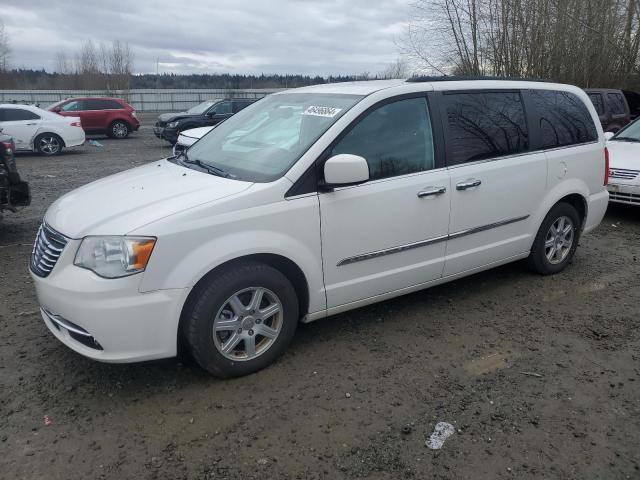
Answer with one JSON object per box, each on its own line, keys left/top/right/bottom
{"left": 405, "top": 0, "right": 640, "bottom": 89}
{"left": 0, "top": 70, "right": 367, "bottom": 90}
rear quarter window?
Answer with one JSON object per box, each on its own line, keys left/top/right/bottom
{"left": 531, "top": 90, "right": 598, "bottom": 149}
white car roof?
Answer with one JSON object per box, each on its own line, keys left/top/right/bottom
{"left": 280, "top": 78, "right": 585, "bottom": 97}
{"left": 278, "top": 79, "right": 405, "bottom": 96}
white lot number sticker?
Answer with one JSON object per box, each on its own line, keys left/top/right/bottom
{"left": 303, "top": 105, "right": 342, "bottom": 118}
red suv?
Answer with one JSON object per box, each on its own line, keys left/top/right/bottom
{"left": 48, "top": 97, "right": 140, "bottom": 139}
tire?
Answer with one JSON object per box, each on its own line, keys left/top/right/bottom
{"left": 108, "top": 120, "right": 130, "bottom": 139}
{"left": 34, "top": 133, "right": 63, "bottom": 156}
{"left": 184, "top": 261, "right": 299, "bottom": 378}
{"left": 527, "top": 202, "right": 581, "bottom": 275}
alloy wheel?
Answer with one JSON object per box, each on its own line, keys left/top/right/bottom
{"left": 39, "top": 136, "right": 60, "bottom": 155}
{"left": 544, "top": 215, "right": 574, "bottom": 265}
{"left": 212, "top": 287, "right": 283, "bottom": 361}
{"left": 112, "top": 122, "right": 128, "bottom": 138}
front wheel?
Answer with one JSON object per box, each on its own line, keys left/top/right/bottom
{"left": 184, "top": 262, "right": 299, "bottom": 378}
{"left": 35, "top": 133, "right": 63, "bottom": 156}
{"left": 527, "top": 202, "right": 581, "bottom": 275}
{"left": 109, "top": 120, "right": 130, "bottom": 139}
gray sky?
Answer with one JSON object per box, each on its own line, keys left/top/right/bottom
{"left": 2, "top": 0, "right": 411, "bottom": 76}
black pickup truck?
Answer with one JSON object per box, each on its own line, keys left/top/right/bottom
{"left": 153, "top": 98, "right": 256, "bottom": 144}
{"left": 0, "top": 131, "right": 30, "bottom": 221}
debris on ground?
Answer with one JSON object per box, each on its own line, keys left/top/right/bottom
{"left": 426, "top": 422, "right": 455, "bottom": 450}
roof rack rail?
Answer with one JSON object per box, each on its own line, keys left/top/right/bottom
{"left": 406, "top": 75, "right": 550, "bottom": 83}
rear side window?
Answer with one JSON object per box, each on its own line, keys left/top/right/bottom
{"left": 607, "top": 93, "right": 626, "bottom": 115}
{"left": 444, "top": 91, "right": 529, "bottom": 164}
{"left": 2, "top": 108, "right": 40, "bottom": 121}
{"left": 531, "top": 90, "right": 598, "bottom": 149}
{"left": 331, "top": 97, "right": 435, "bottom": 180}
{"left": 588, "top": 93, "right": 604, "bottom": 115}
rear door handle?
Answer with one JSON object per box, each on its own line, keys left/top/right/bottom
{"left": 26, "top": 122, "right": 37, "bottom": 126}
{"left": 417, "top": 186, "right": 447, "bottom": 198}
{"left": 456, "top": 179, "right": 482, "bottom": 190}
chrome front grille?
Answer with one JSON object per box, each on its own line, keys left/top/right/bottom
{"left": 609, "top": 168, "right": 639, "bottom": 180}
{"left": 31, "top": 222, "right": 68, "bottom": 277}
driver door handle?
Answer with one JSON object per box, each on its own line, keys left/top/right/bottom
{"left": 417, "top": 186, "right": 447, "bottom": 198}
{"left": 456, "top": 179, "right": 482, "bottom": 190}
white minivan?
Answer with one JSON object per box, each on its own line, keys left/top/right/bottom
{"left": 31, "top": 79, "right": 609, "bottom": 377}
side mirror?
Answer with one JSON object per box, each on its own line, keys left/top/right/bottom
{"left": 604, "top": 131, "right": 615, "bottom": 141}
{"left": 323, "top": 154, "right": 369, "bottom": 188}
{"left": 52, "top": 106, "right": 62, "bottom": 113}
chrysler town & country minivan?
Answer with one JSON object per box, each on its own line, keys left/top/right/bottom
{"left": 31, "top": 79, "right": 609, "bottom": 377}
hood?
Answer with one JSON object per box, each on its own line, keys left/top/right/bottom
{"left": 180, "top": 126, "right": 215, "bottom": 140}
{"left": 158, "top": 112, "right": 195, "bottom": 123}
{"left": 607, "top": 140, "right": 640, "bottom": 172}
{"left": 45, "top": 159, "right": 252, "bottom": 238}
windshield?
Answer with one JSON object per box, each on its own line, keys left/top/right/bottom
{"left": 613, "top": 117, "right": 640, "bottom": 142}
{"left": 185, "top": 93, "right": 363, "bottom": 182}
{"left": 187, "top": 101, "right": 218, "bottom": 114}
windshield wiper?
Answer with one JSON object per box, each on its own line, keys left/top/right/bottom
{"left": 177, "top": 151, "right": 232, "bottom": 178}
{"left": 611, "top": 136, "right": 640, "bottom": 143}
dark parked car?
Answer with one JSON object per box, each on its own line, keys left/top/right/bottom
{"left": 48, "top": 97, "right": 140, "bottom": 139}
{"left": 154, "top": 98, "right": 256, "bottom": 144}
{"left": 622, "top": 90, "right": 640, "bottom": 120}
{"left": 585, "top": 88, "right": 631, "bottom": 132}
{"left": 0, "top": 130, "right": 30, "bottom": 221}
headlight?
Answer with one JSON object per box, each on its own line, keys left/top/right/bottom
{"left": 74, "top": 236, "right": 156, "bottom": 278}
{"left": 167, "top": 121, "right": 179, "bottom": 128}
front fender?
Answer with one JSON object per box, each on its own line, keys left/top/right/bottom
{"left": 136, "top": 193, "right": 326, "bottom": 314}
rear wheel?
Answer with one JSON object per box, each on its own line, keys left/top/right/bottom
{"left": 184, "top": 262, "right": 298, "bottom": 378}
{"left": 108, "top": 120, "right": 130, "bottom": 139}
{"left": 35, "top": 133, "right": 63, "bottom": 156}
{"left": 527, "top": 202, "right": 581, "bottom": 275}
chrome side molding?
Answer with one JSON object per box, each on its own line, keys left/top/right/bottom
{"left": 337, "top": 215, "right": 530, "bottom": 266}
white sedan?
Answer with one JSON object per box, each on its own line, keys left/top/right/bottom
{"left": 605, "top": 119, "right": 640, "bottom": 206}
{"left": 0, "top": 104, "right": 85, "bottom": 156}
{"left": 173, "top": 125, "right": 215, "bottom": 156}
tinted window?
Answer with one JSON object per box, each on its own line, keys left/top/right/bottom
{"left": 607, "top": 93, "right": 626, "bottom": 115}
{"left": 210, "top": 101, "right": 233, "bottom": 115}
{"left": 531, "top": 90, "right": 598, "bottom": 149}
{"left": 332, "top": 97, "right": 435, "bottom": 181}
{"left": 444, "top": 92, "right": 528, "bottom": 164}
{"left": 233, "top": 100, "right": 253, "bottom": 113}
{"left": 2, "top": 108, "right": 40, "bottom": 121}
{"left": 588, "top": 93, "right": 604, "bottom": 115}
{"left": 85, "top": 99, "right": 122, "bottom": 110}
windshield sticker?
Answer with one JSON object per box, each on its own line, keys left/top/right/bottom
{"left": 303, "top": 106, "right": 343, "bottom": 118}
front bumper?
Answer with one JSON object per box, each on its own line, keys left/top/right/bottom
{"left": 607, "top": 183, "right": 640, "bottom": 206}
{"left": 31, "top": 237, "right": 190, "bottom": 363}
{"left": 153, "top": 126, "right": 179, "bottom": 144}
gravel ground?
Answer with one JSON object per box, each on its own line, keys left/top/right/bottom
{"left": 1, "top": 114, "right": 639, "bottom": 479}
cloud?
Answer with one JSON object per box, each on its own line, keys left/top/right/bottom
{"left": 2, "top": 0, "right": 411, "bottom": 75}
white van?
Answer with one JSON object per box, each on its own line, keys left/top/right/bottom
{"left": 31, "top": 79, "right": 609, "bottom": 377}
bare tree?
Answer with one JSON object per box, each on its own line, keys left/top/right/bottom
{"left": 0, "top": 19, "right": 10, "bottom": 72}
{"left": 404, "top": 0, "right": 640, "bottom": 88}
{"left": 52, "top": 39, "right": 135, "bottom": 90}
{"left": 380, "top": 57, "right": 411, "bottom": 79}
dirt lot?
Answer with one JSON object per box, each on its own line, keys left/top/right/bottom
{"left": 1, "top": 114, "right": 639, "bottom": 479}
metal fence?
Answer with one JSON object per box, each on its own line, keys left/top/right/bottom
{"left": 0, "top": 89, "right": 286, "bottom": 112}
